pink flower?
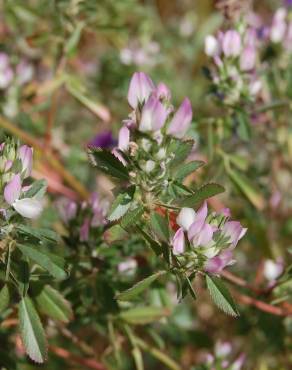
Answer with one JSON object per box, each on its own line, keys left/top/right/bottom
{"left": 4, "top": 173, "right": 43, "bottom": 219}
{"left": 205, "top": 249, "right": 235, "bottom": 274}
{"left": 222, "top": 221, "right": 247, "bottom": 248}
{"left": 127, "top": 72, "right": 155, "bottom": 108}
{"left": 19, "top": 145, "right": 33, "bottom": 178}
{"left": 118, "top": 126, "right": 130, "bottom": 151}
{"left": 154, "top": 82, "right": 171, "bottom": 100}
{"left": 222, "top": 30, "right": 241, "bottom": 57}
{"left": 80, "top": 217, "right": 90, "bottom": 241}
{"left": 167, "top": 98, "right": 192, "bottom": 138}
{"left": 240, "top": 45, "right": 256, "bottom": 71}
{"left": 139, "top": 95, "right": 168, "bottom": 132}
{"left": 172, "top": 228, "right": 185, "bottom": 255}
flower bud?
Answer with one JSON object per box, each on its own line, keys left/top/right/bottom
{"left": 154, "top": 82, "right": 171, "bottom": 100}
{"left": 167, "top": 98, "right": 192, "bottom": 138}
{"left": 127, "top": 72, "right": 155, "bottom": 109}
{"left": 4, "top": 174, "right": 21, "bottom": 205}
{"left": 139, "top": 95, "right": 168, "bottom": 132}
{"left": 19, "top": 145, "right": 33, "bottom": 178}
{"left": 172, "top": 228, "right": 185, "bottom": 255}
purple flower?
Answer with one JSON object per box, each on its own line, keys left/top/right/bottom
{"left": 56, "top": 197, "right": 77, "bottom": 223}
{"left": 205, "top": 249, "right": 235, "bottom": 274}
{"left": 222, "top": 30, "right": 241, "bottom": 57}
{"left": 167, "top": 98, "right": 192, "bottom": 138}
{"left": 127, "top": 72, "right": 155, "bottom": 109}
{"left": 222, "top": 221, "right": 247, "bottom": 248}
{"left": 139, "top": 95, "right": 168, "bottom": 132}
{"left": 19, "top": 145, "right": 33, "bottom": 178}
{"left": 89, "top": 131, "right": 117, "bottom": 149}
{"left": 172, "top": 227, "right": 185, "bottom": 255}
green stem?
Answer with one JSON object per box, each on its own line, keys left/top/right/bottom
{"left": 5, "top": 241, "right": 13, "bottom": 282}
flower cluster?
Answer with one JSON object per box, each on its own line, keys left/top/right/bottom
{"left": 0, "top": 52, "right": 33, "bottom": 90}
{"left": 57, "top": 192, "right": 108, "bottom": 242}
{"left": 202, "top": 341, "right": 245, "bottom": 370}
{"left": 204, "top": 26, "right": 262, "bottom": 105}
{"left": 0, "top": 140, "right": 43, "bottom": 220}
{"left": 172, "top": 202, "right": 246, "bottom": 274}
{"left": 112, "top": 71, "right": 192, "bottom": 192}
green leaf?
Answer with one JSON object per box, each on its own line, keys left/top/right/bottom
{"left": 108, "top": 186, "right": 135, "bottom": 221}
{"left": 17, "top": 244, "right": 67, "bottom": 281}
{"left": 150, "top": 212, "right": 170, "bottom": 243}
{"left": 88, "top": 147, "right": 129, "bottom": 181}
{"left": 64, "top": 22, "right": 84, "bottom": 55}
{"left": 34, "top": 285, "right": 73, "bottom": 323}
{"left": 206, "top": 275, "right": 239, "bottom": 317}
{"left": 16, "top": 225, "right": 58, "bottom": 243}
{"left": 0, "top": 285, "right": 10, "bottom": 314}
{"left": 180, "top": 183, "right": 225, "bottom": 207}
{"left": 227, "top": 168, "right": 264, "bottom": 210}
{"left": 136, "top": 226, "right": 162, "bottom": 256}
{"left": 119, "top": 306, "right": 170, "bottom": 325}
{"left": 169, "top": 140, "right": 194, "bottom": 168}
{"left": 117, "top": 271, "right": 166, "bottom": 301}
{"left": 24, "top": 179, "right": 47, "bottom": 199}
{"left": 236, "top": 111, "right": 251, "bottom": 141}
{"left": 120, "top": 205, "right": 144, "bottom": 229}
{"left": 19, "top": 296, "right": 47, "bottom": 363}
{"left": 175, "top": 161, "right": 205, "bottom": 181}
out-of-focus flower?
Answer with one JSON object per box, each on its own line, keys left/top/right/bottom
{"left": 167, "top": 98, "right": 192, "bottom": 138}
{"left": 0, "top": 52, "right": 14, "bottom": 89}
{"left": 89, "top": 131, "right": 117, "bottom": 149}
{"left": 80, "top": 217, "right": 90, "bottom": 242}
{"left": 56, "top": 197, "right": 77, "bottom": 224}
{"left": 222, "top": 30, "right": 241, "bottom": 57}
{"left": 127, "top": 72, "right": 155, "bottom": 109}
{"left": 118, "top": 258, "right": 137, "bottom": 274}
{"left": 263, "top": 259, "right": 284, "bottom": 281}
{"left": 270, "top": 8, "right": 287, "bottom": 42}
{"left": 240, "top": 45, "right": 256, "bottom": 71}
{"left": 205, "top": 35, "right": 220, "bottom": 57}
{"left": 16, "top": 60, "right": 34, "bottom": 85}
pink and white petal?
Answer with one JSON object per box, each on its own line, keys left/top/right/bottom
{"left": 13, "top": 198, "right": 43, "bottom": 219}
{"left": 172, "top": 228, "right": 185, "bottom": 255}
{"left": 4, "top": 174, "right": 21, "bottom": 205}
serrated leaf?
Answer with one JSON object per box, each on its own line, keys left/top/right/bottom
{"left": 24, "top": 180, "right": 47, "bottom": 200}
{"left": 180, "top": 183, "right": 225, "bottom": 207}
{"left": 0, "top": 285, "right": 10, "bottom": 314}
{"left": 34, "top": 285, "right": 73, "bottom": 323}
{"left": 120, "top": 205, "right": 144, "bottom": 229}
{"left": 150, "top": 212, "right": 170, "bottom": 243}
{"left": 136, "top": 226, "right": 162, "bottom": 256}
{"left": 16, "top": 225, "right": 58, "bottom": 243}
{"left": 17, "top": 244, "right": 67, "bottom": 280}
{"left": 88, "top": 147, "right": 129, "bottom": 181}
{"left": 206, "top": 275, "right": 239, "bottom": 317}
{"left": 169, "top": 140, "right": 194, "bottom": 168}
{"left": 117, "top": 271, "right": 166, "bottom": 301}
{"left": 119, "top": 306, "right": 170, "bottom": 325}
{"left": 175, "top": 161, "right": 205, "bottom": 181}
{"left": 19, "top": 296, "right": 47, "bottom": 363}
{"left": 108, "top": 186, "right": 135, "bottom": 221}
